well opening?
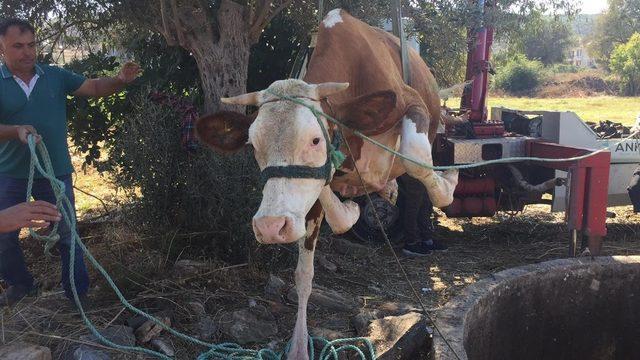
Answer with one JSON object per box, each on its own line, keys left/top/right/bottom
{"left": 434, "top": 256, "right": 640, "bottom": 360}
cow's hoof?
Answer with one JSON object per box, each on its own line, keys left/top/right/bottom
{"left": 286, "top": 349, "right": 309, "bottom": 360}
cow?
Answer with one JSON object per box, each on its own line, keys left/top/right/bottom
{"left": 196, "top": 9, "right": 458, "bottom": 360}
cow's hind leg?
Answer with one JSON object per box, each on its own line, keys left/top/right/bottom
{"left": 399, "top": 110, "right": 458, "bottom": 208}
{"left": 287, "top": 201, "right": 323, "bottom": 360}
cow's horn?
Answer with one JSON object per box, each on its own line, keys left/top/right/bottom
{"left": 315, "top": 82, "right": 350, "bottom": 99}
{"left": 221, "top": 91, "right": 262, "bottom": 106}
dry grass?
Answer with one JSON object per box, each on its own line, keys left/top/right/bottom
{"left": 69, "top": 150, "right": 128, "bottom": 220}
{"left": 6, "top": 204, "right": 640, "bottom": 358}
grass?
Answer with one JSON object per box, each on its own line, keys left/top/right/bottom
{"left": 488, "top": 96, "right": 640, "bottom": 125}
{"left": 69, "top": 150, "right": 125, "bottom": 218}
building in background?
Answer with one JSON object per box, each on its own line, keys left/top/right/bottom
{"left": 567, "top": 14, "right": 598, "bottom": 68}
{"left": 567, "top": 41, "right": 597, "bottom": 68}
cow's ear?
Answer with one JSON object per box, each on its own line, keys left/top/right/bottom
{"left": 333, "top": 90, "right": 397, "bottom": 135}
{"left": 196, "top": 111, "right": 254, "bottom": 153}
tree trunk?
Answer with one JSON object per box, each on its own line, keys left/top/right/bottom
{"left": 195, "top": 40, "right": 251, "bottom": 114}
{"left": 153, "top": 0, "right": 294, "bottom": 113}
{"left": 174, "top": 0, "right": 252, "bottom": 114}
{"left": 198, "top": 0, "right": 252, "bottom": 114}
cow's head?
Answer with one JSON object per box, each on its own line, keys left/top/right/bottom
{"left": 196, "top": 79, "right": 395, "bottom": 244}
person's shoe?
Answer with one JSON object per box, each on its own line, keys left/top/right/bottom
{"left": 423, "top": 238, "right": 448, "bottom": 252}
{"left": 402, "top": 241, "right": 432, "bottom": 257}
{"left": 0, "top": 284, "right": 38, "bottom": 307}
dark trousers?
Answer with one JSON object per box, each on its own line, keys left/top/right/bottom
{"left": 628, "top": 167, "right": 640, "bottom": 213}
{"left": 397, "top": 174, "right": 433, "bottom": 242}
{"left": 0, "top": 175, "right": 89, "bottom": 298}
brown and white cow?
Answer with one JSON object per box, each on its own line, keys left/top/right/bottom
{"left": 196, "top": 9, "right": 458, "bottom": 360}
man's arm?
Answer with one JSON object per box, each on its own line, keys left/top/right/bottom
{"left": 0, "top": 124, "right": 19, "bottom": 142}
{"left": 73, "top": 62, "right": 141, "bottom": 98}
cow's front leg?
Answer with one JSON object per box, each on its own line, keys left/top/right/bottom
{"left": 318, "top": 186, "right": 359, "bottom": 234}
{"left": 399, "top": 110, "right": 458, "bottom": 207}
{"left": 288, "top": 203, "right": 323, "bottom": 360}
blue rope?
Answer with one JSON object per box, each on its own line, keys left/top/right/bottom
{"left": 25, "top": 135, "right": 376, "bottom": 360}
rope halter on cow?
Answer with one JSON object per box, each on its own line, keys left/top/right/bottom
{"left": 260, "top": 89, "right": 345, "bottom": 186}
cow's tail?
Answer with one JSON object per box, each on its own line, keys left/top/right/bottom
{"left": 438, "top": 80, "right": 472, "bottom": 100}
{"left": 440, "top": 110, "right": 469, "bottom": 126}
{"left": 438, "top": 80, "right": 473, "bottom": 126}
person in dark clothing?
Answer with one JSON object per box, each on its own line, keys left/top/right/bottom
{"left": 628, "top": 168, "right": 640, "bottom": 212}
{"left": 627, "top": 114, "right": 640, "bottom": 212}
{"left": 396, "top": 174, "right": 448, "bottom": 256}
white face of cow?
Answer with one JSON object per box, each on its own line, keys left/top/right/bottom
{"left": 221, "top": 79, "right": 349, "bottom": 244}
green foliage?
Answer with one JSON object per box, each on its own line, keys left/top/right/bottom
{"left": 492, "top": 49, "right": 516, "bottom": 70}
{"left": 108, "top": 90, "right": 269, "bottom": 262}
{"left": 412, "top": 0, "right": 470, "bottom": 87}
{"left": 508, "top": 17, "right": 576, "bottom": 65}
{"left": 64, "top": 53, "right": 129, "bottom": 170}
{"left": 548, "top": 63, "right": 581, "bottom": 74}
{"left": 493, "top": 54, "right": 544, "bottom": 94}
{"left": 64, "top": 32, "right": 200, "bottom": 169}
{"left": 247, "top": 6, "right": 316, "bottom": 91}
{"left": 589, "top": 0, "right": 640, "bottom": 67}
{"left": 610, "top": 32, "right": 640, "bottom": 95}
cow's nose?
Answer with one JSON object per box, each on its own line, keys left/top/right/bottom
{"left": 253, "top": 216, "right": 294, "bottom": 244}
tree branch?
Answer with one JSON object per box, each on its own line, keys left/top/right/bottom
{"left": 250, "top": 0, "right": 270, "bottom": 29}
{"left": 249, "top": 0, "right": 293, "bottom": 43}
{"left": 196, "top": 0, "right": 216, "bottom": 41}
{"left": 170, "top": 0, "right": 190, "bottom": 49}
{"left": 160, "top": 0, "right": 178, "bottom": 46}
{"left": 259, "top": 0, "right": 293, "bottom": 31}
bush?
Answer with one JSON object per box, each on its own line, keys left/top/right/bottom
{"left": 493, "top": 54, "right": 545, "bottom": 94}
{"left": 107, "top": 90, "right": 277, "bottom": 264}
{"left": 548, "top": 63, "right": 581, "bottom": 74}
{"left": 610, "top": 32, "right": 640, "bottom": 96}
{"left": 64, "top": 37, "right": 202, "bottom": 169}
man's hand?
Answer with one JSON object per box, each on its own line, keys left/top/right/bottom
{"left": 0, "top": 201, "right": 62, "bottom": 233}
{"left": 116, "top": 62, "right": 141, "bottom": 84}
{"left": 15, "top": 125, "right": 41, "bottom": 144}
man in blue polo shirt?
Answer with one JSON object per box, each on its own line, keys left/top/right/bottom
{"left": 0, "top": 18, "right": 140, "bottom": 307}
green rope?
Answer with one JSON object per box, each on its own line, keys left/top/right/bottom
{"left": 266, "top": 92, "right": 629, "bottom": 170}
{"left": 26, "top": 141, "right": 60, "bottom": 256}
{"left": 315, "top": 107, "right": 346, "bottom": 170}
{"left": 25, "top": 135, "right": 376, "bottom": 360}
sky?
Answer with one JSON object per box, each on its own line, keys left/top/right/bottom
{"left": 579, "top": 0, "right": 608, "bottom": 14}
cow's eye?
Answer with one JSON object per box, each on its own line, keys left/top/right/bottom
{"left": 312, "top": 137, "right": 321, "bottom": 145}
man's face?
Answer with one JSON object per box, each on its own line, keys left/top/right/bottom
{"left": 0, "top": 26, "right": 36, "bottom": 74}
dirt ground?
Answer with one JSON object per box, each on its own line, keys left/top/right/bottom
{"left": 2, "top": 200, "right": 639, "bottom": 359}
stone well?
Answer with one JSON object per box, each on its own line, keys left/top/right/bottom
{"left": 433, "top": 256, "right": 640, "bottom": 360}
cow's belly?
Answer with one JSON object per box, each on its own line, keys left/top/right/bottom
{"left": 331, "top": 130, "right": 404, "bottom": 198}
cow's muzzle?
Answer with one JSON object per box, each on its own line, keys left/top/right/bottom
{"left": 253, "top": 216, "right": 303, "bottom": 244}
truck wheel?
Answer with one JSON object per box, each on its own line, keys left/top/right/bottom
{"left": 349, "top": 193, "right": 403, "bottom": 244}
